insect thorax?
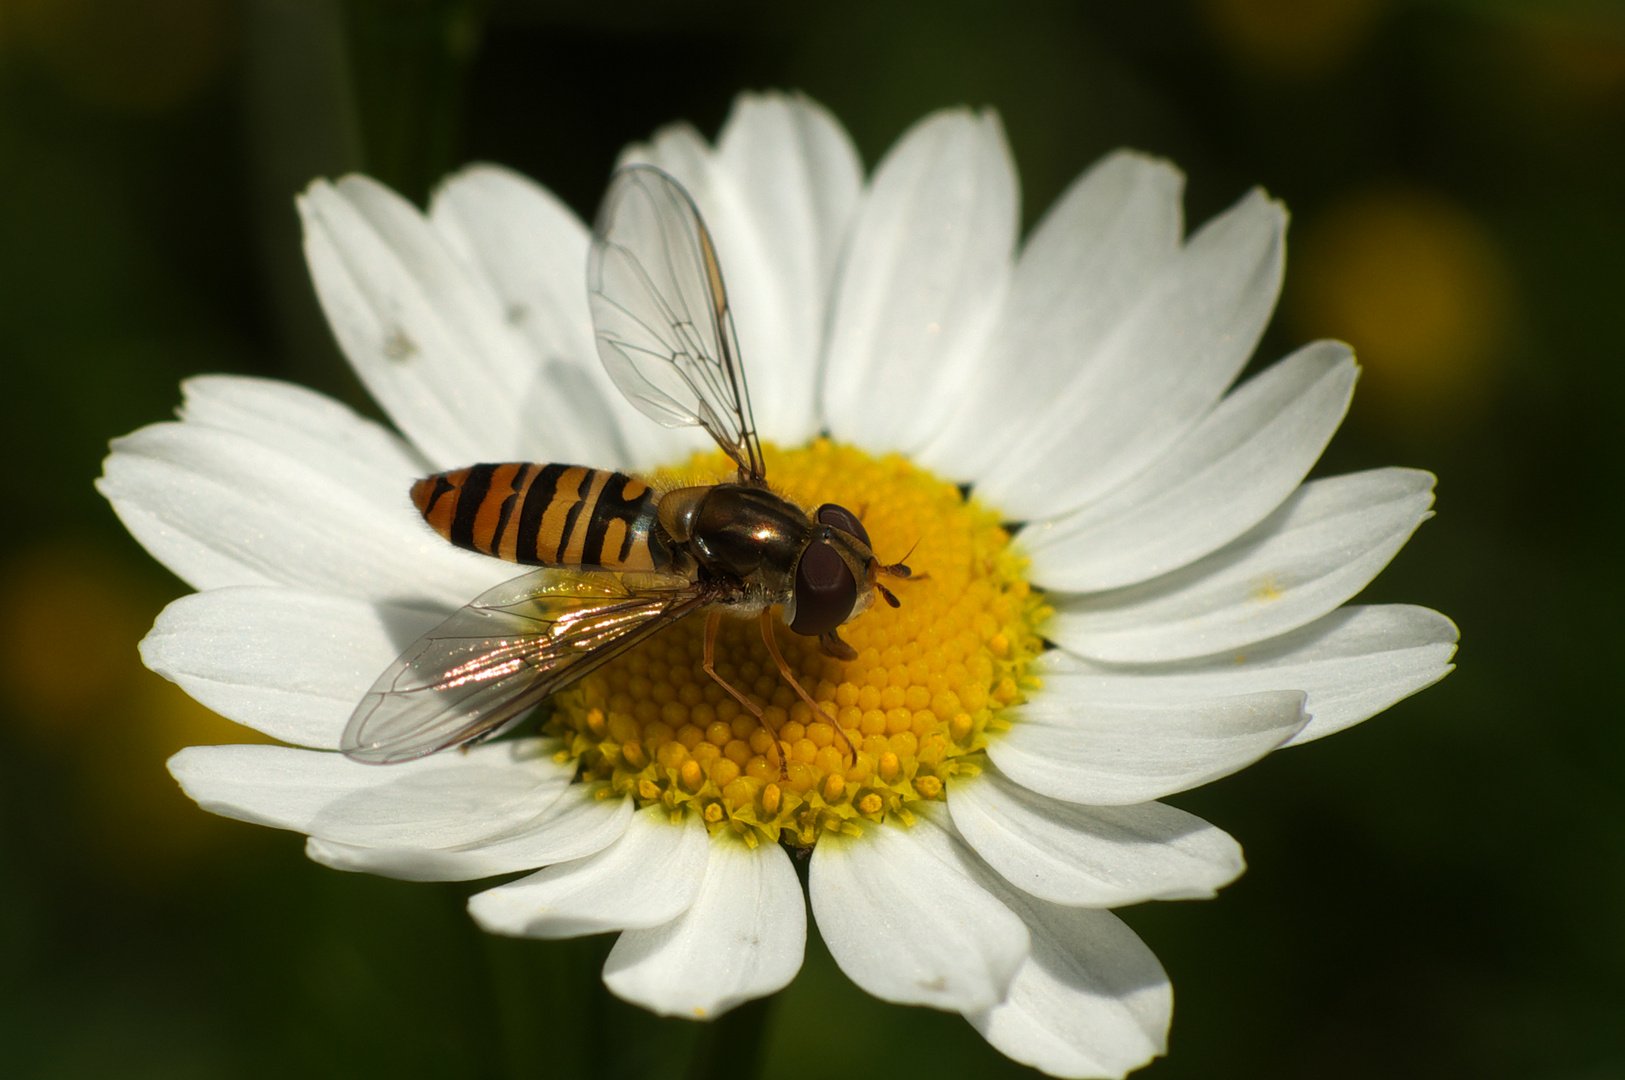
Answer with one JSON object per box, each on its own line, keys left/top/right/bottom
{"left": 659, "top": 484, "right": 810, "bottom": 595}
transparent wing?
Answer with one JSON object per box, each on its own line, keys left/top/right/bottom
{"left": 587, "top": 164, "right": 766, "bottom": 483}
{"left": 342, "top": 569, "right": 706, "bottom": 764}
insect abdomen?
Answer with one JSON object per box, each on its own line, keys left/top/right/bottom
{"left": 411, "top": 464, "right": 669, "bottom": 572}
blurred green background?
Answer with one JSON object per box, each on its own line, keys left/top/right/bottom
{"left": 2, "top": 0, "right": 1622, "bottom": 1077}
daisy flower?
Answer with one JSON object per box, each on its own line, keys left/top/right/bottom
{"left": 98, "top": 92, "right": 1455, "bottom": 1078}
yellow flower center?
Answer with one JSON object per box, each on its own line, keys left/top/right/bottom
{"left": 546, "top": 440, "right": 1048, "bottom": 848}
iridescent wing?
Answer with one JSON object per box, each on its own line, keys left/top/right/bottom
{"left": 587, "top": 164, "right": 766, "bottom": 483}
{"left": 342, "top": 569, "right": 706, "bottom": 764}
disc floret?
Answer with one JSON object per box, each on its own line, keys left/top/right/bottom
{"left": 548, "top": 440, "right": 1048, "bottom": 847}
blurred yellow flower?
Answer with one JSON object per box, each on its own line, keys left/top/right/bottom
{"left": 1523, "top": 20, "right": 1625, "bottom": 103}
{"left": 1201, "top": 0, "right": 1388, "bottom": 78}
{"left": 1, "top": 545, "right": 264, "bottom": 876}
{"left": 1, "top": 547, "right": 148, "bottom": 725}
{"left": 3, "top": 0, "right": 228, "bottom": 112}
{"left": 1291, "top": 188, "right": 1512, "bottom": 423}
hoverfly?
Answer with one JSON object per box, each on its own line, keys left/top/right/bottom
{"left": 342, "top": 164, "right": 912, "bottom": 766}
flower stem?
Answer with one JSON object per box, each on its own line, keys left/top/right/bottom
{"left": 686, "top": 993, "right": 776, "bottom": 1080}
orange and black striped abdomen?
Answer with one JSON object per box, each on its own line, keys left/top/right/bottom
{"left": 411, "top": 464, "right": 670, "bottom": 572}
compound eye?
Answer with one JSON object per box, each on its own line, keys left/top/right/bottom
{"left": 815, "top": 503, "right": 870, "bottom": 548}
{"left": 789, "top": 540, "right": 857, "bottom": 637}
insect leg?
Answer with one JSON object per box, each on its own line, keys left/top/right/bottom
{"left": 758, "top": 609, "right": 856, "bottom": 764}
{"left": 702, "top": 610, "right": 785, "bottom": 777}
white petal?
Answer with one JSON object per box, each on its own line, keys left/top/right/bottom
{"left": 809, "top": 815, "right": 1029, "bottom": 1013}
{"left": 140, "top": 587, "right": 439, "bottom": 749}
{"left": 427, "top": 165, "right": 593, "bottom": 374}
{"left": 714, "top": 92, "right": 862, "bottom": 445}
{"left": 604, "top": 833, "right": 805, "bottom": 1019}
{"left": 948, "top": 766, "right": 1244, "bottom": 906}
{"left": 468, "top": 806, "right": 709, "bottom": 937}
{"left": 911, "top": 805, "right": 1170, "bottom": 1077}
{"left": 299, "top": 176, "right": 590, "bottom": 469}
{"left": 168, "top": 740, "right": 570, "bottom": 848}
{"left": 307, "top": 782, "right": 634, "bottom": 882}
{"left": 98, "top": 376, "right": 448, "bottom": 597}
{"left": 1032, "top": 604, "right": 1458, "bottom": 745}
{"left": 428, "top": 164, "right": 641, "bottom": 469}
{"left": 985, "top": 691, "right": 1307, "bottom": 805}
{"left": 617, "top": 120, "right": 712, "bottom": 185}
{"left": 823, "top": 109, "right": 1017, "bottom": 454}
{"left": 98, "top": 419, "right": 510, "bottom": 604}
{"left": 177, "top": 375, "right": 431, "bottom": 494}
{"left": 1020, "top": 341, "right": 1358, "bottom": 590}
{"left": 717, "top": 90, "right": 861, "bottom": 315}
{"left": 920, "top": 151, "right": 1184, "bottom": 478}
{"left": 1047, "top": 468, "right": 1436, "bottom": 663}
{"left": 974, "top": 188, "right": 1286, "bottom": 521}
{"left": 971, "top": 888, "right": 1170, "bottom": 1079}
